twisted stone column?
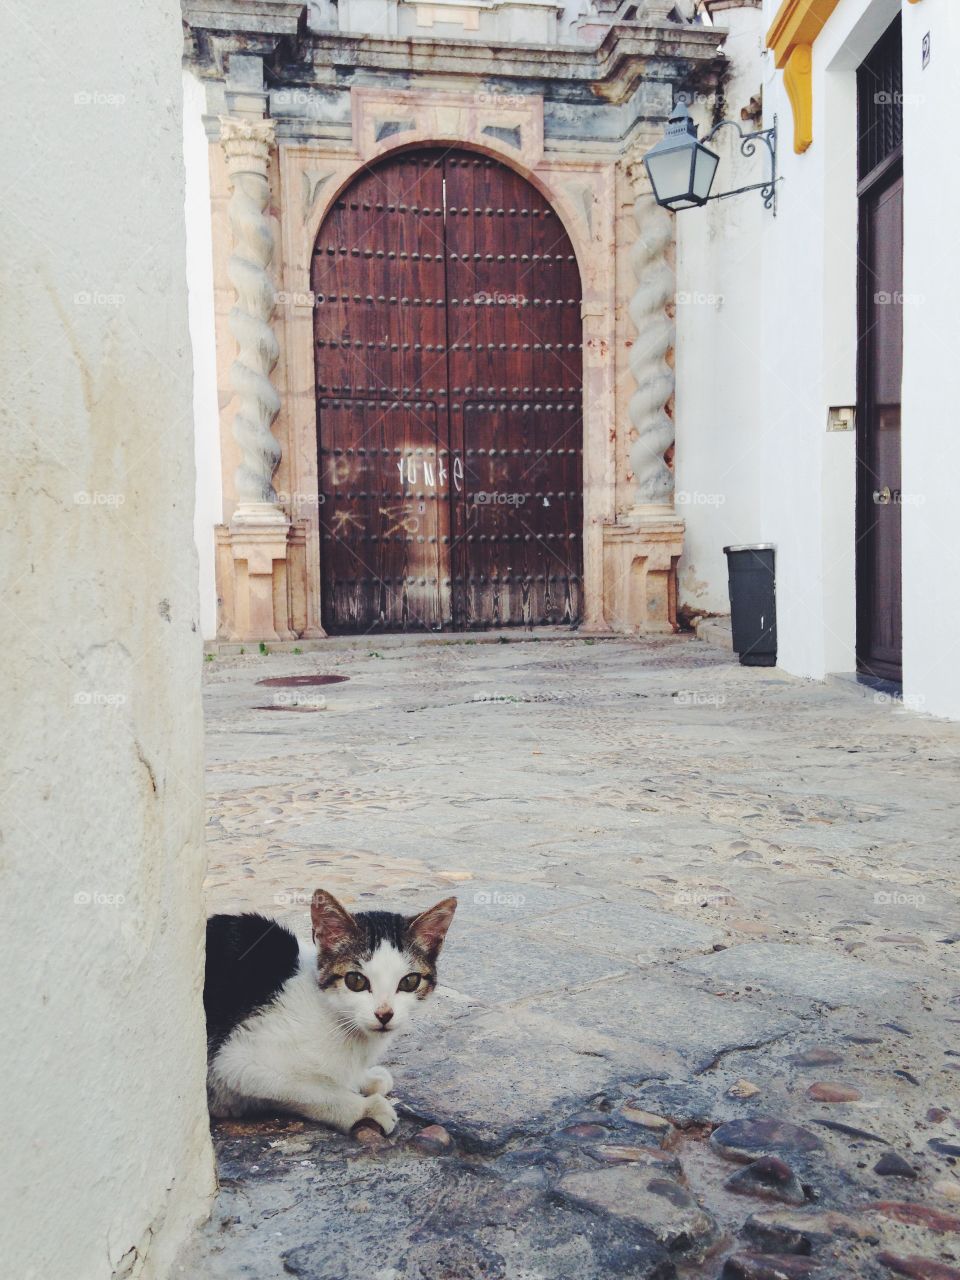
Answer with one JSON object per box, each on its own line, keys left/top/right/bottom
{"left": 219, "top": 117, "right": 284, "bottom": 523}
{"left": 217, "top": 117, "right": 294, "bottom": 642}
{"left": 624, "top": 151, "right": 676, "bottom": 512}
{"left": 599, "top": 145, "right": 683, "bottom": 635}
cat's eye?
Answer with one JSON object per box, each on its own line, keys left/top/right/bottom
{"left": 343, "top": 971, "right": 369, "bottom": 992}
{"left": 397, "top": 972, "right": 422, "bottom": 993}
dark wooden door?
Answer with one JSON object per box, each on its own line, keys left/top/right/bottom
{"left": 311, "top": 148, "right": 583, "bottom": 634}
{"left": 856, "top": 17, "right": 903, "bottom": 682}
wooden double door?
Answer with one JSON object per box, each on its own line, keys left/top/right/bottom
{"left": 311, "top": 149, "right": 583, "bottom": 633}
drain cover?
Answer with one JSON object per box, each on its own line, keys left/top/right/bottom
{"left": 256, "top": 674, "right": 349, "bottom": 688}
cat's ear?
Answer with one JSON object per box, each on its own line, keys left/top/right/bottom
{"left": 310, "top": 889, "right": 359, "bottom": 956}
{"left": 407, "top": 897, "right": 457, "bottom": 961}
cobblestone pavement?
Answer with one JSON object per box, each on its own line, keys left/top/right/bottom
{"left": 180, "top": 635, "right": 960, "bottom": 1280}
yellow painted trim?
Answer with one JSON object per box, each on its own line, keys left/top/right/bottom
{"left": 767, "top": 0, "right": 841, "bottom": 67}
{"left": 766, "top": 0, "right": 842, "bottom": 153}
{"left": 783, "top": 44, "right": 813, "bottom": 153}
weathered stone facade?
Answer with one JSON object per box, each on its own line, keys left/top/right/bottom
{"left": 183, "top": 0, "right": 724, "bottom": 640}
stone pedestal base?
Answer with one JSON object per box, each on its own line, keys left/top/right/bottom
{"left": 601, "top": 513, "right": 684, "bottom": 634}
{"left": 215, "top": 508, "right": 325, "bottom": 643}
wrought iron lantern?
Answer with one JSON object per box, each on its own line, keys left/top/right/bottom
{"left": 643, "top": 102, "right": 779, "bottom": 214}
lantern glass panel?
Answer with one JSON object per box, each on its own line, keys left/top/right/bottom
{"left": 644, "top": 144, "right": 696, "bottom": 207}
{"left": 692, "top": 144, "right": 720, "bottom": 202}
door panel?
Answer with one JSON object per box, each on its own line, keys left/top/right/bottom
{"left": 312, "top": 152, "right": 450, "bottom": 633}
{"left": 312, "top": 148, "right": 583, "bottom": 634}
{"left": 856, "top": 14, "right": 903, "bottom": 683}
{"left": 443, "top": 154, "right": 583, "bottom": 629}
{"left": 857, "top": 172, "right": 903, "bottom": 681}
{"left": 317, "top": 396, "right": 449, "bottom": 631}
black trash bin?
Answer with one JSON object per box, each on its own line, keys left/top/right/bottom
{"left": 723, "top": 544, "right": 777, "bottom": 667}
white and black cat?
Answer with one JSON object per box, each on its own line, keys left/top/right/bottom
{"left": 204, "top": 889, "right": 457, "bottom": 1135}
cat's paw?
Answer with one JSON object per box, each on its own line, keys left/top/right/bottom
{"left": 360, "top": 1066, "right": 394, "bottom": 1097}
{"left": 362, "top": 1093, "right": 398, "bottom": 1135}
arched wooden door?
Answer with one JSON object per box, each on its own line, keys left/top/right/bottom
{"left": 312, "top": 148, "right": 583, "bottom": 633}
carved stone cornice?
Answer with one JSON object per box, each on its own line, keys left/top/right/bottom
{"left": 184, "top": 17, "right": 726, "bottom": 107}
{"left": 183, "top": 0, "right": 305, "bottom": 35}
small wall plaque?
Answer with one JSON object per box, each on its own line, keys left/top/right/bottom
{"left": 827, "top": 406, "right": 855, "bottom": 433}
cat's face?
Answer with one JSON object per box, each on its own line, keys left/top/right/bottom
{"left": 310, "top": 890, "right": 457, "bottom": 1038}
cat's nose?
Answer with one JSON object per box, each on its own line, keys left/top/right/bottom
{"left": 375, "top": 1007, "right": 394, "bottom": 1026}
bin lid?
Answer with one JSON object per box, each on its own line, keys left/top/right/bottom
{"left": 724, "top": 543, "right": 775, "bottom": 553}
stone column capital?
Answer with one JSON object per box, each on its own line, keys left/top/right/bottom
{"left": 219, "top": 117, "right": 277, "bottom": 179}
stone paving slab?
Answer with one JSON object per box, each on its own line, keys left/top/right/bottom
{"left": 679, "top": 943, "right": 918, "bottom": 1008}
{"left": 530, "top": 973, "right": 809, "bottom": 1074}
{"left": 182, "top": 636, "right": 960, "bottom": 1280}
{"left": 518, "top": 897, "right": 723, "bottom": 960}
{"left": 440, "top": 923, "right": 629, "bottom": 1003}
{"left": 394, "top": 1010, "right": 669, "bottom": 1148}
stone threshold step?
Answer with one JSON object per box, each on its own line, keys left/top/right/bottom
{"left": 693, "top": 614, "right": 733, "bottom": 650}
{"left": 204, "top": 627, "right": 626, "bottom": 656}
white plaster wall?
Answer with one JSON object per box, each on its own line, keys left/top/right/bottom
{"left": 754, "top": 0, "right": 950, "bottom": 691}
{"left": 1, "top": 5, "right": 215, "bottom": 1277}
{"left": 900, "top": 0, "right": 960, "bottom": 719}
{"left": 676, "top": 1, "right": 884, "bottom": 673}
{"left": 816, "top": 59, "right": 859, "bottom": 678}
{"left": 184, "top": 69, "right": 224, "bottom": 642}
{"left": 674, "top": 5, "right": 767, "bottom": 617}
{"left": 677, "top": 0, "right": 899, "bottom": 678}
{"left": 757, "top": 0, "right": 900, "bottom": 679}
{"left": 678, "top": 0, "right": 958, "bottom": 695}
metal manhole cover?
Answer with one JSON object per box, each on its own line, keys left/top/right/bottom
{"left": 256, "top": 674, "right": 349, "bottom": 687}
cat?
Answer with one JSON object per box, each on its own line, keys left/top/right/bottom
{"left": 204, "top": 888, "right": 457, "bottom": 1135}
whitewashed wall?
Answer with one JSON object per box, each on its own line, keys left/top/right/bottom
{"left": 674, "top": 4, "right": 767, "bottom": 618}
{"left": 899, "top": 0, "right": 960, "bottom": 718}
{"left": 679, "top": 0, "right": 960, "bottom": 717}
{"left": 2, "top": 5, "right": 214, "bottom": 1276}
{"left": 184, "top": 70, "right": 223, "bottom": 642}
{"left": 754, "top": 0, "right": 900, "bottom": 680}
{"left": 756, "top": 0, "right": 959, "bottom": 705}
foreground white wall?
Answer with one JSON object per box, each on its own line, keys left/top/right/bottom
{"left": 1, "top": 5, "right": 214, "bottom": 1277}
